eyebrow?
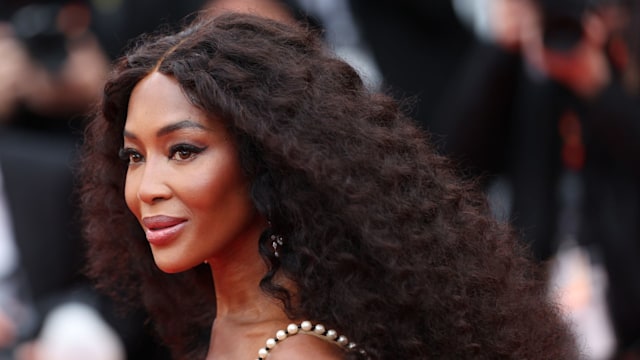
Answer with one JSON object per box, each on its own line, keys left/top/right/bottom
{"left": 123, "top": 120, "right": 210, "bottom": 139}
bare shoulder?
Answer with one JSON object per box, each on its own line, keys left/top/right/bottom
{"left": 267, "top": 333, "right": 346, "bottom": 360}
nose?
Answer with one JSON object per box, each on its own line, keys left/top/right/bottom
{"left": 135, "top": 158, "right": 172, "bottom": 204}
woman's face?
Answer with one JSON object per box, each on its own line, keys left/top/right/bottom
{"left": 122, "top": 72, "right": 265, "bottom": 273}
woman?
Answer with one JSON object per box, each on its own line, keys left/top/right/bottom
{"left": 79, "top": 12, "right": 578, "bottom": 359}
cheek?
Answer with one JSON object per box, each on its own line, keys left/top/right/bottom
{"left": 186, "top": 160, "right": 252, "bottom": 216}
{"left": 185, "top": 173, "right": 237, "bottom": 210}
{"left": 123, "top": 171, "right": 139, "bottom": 216}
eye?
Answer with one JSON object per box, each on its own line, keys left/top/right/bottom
{"left": 169, "top": 144, "right": 206, "bottom": 161}
{"left": 118, "top": 147, "right": 144, "bottom": 164}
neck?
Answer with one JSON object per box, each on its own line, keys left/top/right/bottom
{"left": 210, "top": 253, "right": 282, "bottom": 321}
{"left": 205, "top": 223, "right": 292, "bottom": 359}
{"left": 206, "top": 217, "right": 287, "bottom": 322}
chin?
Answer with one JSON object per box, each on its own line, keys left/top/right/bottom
{"left": 152, "top": 256, "right": 194, "bottom": 274}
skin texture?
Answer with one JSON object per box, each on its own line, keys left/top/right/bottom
{"left": 79, "top": 13, "right": 579, "bottom": 360}
{"left": 123, "top": 72, "right": 264, "bottom": 273}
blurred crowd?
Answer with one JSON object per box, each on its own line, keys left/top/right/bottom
{"left": 0, "top": 0, "right": 638, "bottom": 359}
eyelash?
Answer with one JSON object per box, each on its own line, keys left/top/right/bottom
{"left": 118, "top": 144, "right": 206, "bottom": 164}
{"left": 168, "top": 144, "right": 206, "bottom": 161}
{"left": 118, "top": 147, "right": 142, "bottom": 164}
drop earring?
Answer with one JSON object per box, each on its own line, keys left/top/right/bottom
{"left": 271, "top": 234, "right": 284, "bottom": 258}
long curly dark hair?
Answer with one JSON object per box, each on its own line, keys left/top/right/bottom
{"left": 79, "top": 12, "right": 578, "bottom": 360}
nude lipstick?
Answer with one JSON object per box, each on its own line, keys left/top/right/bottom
{"left": 141, "top": 215, "right": 187, "bottom": 246}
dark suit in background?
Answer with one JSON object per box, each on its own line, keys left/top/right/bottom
{"left": 349, "top": 0, "right": 474, "bottom": 131}
{"left": 0, "top": 129, "right": 81, "bottom": 306}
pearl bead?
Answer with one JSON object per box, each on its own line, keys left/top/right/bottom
{"left": 300, "top": 321, "right": 313, "bottom": 331}
{"left": 325, "top": 329, "right": 338, "bottom": 340}
{"left": 256, "top": 320, "right": 366, "bottom": 359}
{"left": 276, "top": 330, "right": 287, "bottom": 340}
{"left": 337, "top": 335, "right": 349, "bottom": 346}
{"left": 287, "top": 323, "right": 299, "bottom": 334}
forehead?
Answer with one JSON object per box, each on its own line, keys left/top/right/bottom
{"left": 125, "top": 72, "right": 212, "bottom": 131}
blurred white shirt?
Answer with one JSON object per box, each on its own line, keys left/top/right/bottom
{"left": 0, "top": 164, "right": 19, "bottom": 280}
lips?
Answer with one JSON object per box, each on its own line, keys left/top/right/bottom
{"left": 141, "top": 215, "right": 187, "bottom": 246}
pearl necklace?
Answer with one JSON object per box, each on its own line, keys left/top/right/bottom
{"left": 256, "top": 320, "right": 361, "bottom": 359}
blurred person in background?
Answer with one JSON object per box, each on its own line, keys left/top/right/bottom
{"left": 442, "top": 0, "right": 640, "bottom": 358}
{"left": 0, "top": 2, "right": 111, "bottom": 358}
{"left": 348, "top": 0, "right": 474, "bottom": 130}
{"left": 0, "top": 0, "right": 211, "bottom": 358}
